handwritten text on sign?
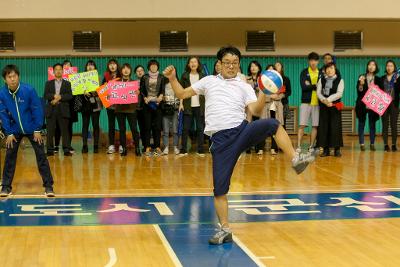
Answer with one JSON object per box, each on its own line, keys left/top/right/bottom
{"left": 68, "top": 70, "right": 100, "bottom": 95}
{"left": 47, "top": 67, "right": 77, "bottom": 81}
{"left": 107, "top": 81, "right": 139, "bottom": 105}
{"left": 361, "top": 84, "right": 392, "bottom": 116}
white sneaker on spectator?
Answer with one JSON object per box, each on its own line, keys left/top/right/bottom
{"left": 257, "top": 150, "right": 263, "bottom": 155}
{"left": 174, "top": 146, "right": 180, "bottom": 155}
{"left": 162, "top": 147, "right": 169, "bottom": 155}
{"left": 107, "top": 145, "right": 115, "bottom": 154}
{"left": 196, "top": 152, "right": 206, "bottom": 157}
{"left": 119, "top": 145, "right": 123, "bottom": 154}
{"left": 270, "top": 149, "right": 277, "bottom": 155}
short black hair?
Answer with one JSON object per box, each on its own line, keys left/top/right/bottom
{"left": 53, "top": 63, "right": 63, "bottom": 70}
{"left": 2, "top": 64, "right": 20, "bottom": 79}
{"left": 85, "top": 60, "right": 97, "bottom": 71}
{"left": 308, "top": 52, "right": 320, "bottom": 61}
{"left": 134, "top": 65, "right": 145, "bottom": 73}
{"left": 217, "top": 46, "right": 242, "bottom": 61}
{"left": 265, "top": 64, "right": 275, "bottom": 71}
{"left": 147, "top": 59, "right": 160, "bottom": 71}
{"left": 247, "top": 60, "right": 262, "bottom": 77}
{"left": 366, "top": 60, "right": 379, "bottom": 75}
{"left": 324, "top": 62, "right": 337, "bottom": 72}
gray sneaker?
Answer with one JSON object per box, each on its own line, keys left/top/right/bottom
{"left": 308, "top": 147, "right": 320, "bottom": 157}
{"left": 292, "top": 152, "right": 315, "bottom": 174}
{"left": 209, "top": 228, "right": 233, "bottom": 245}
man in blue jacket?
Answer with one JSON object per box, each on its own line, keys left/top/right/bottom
{"left": 0, "top": 65, "right": 55, "bottom": 197}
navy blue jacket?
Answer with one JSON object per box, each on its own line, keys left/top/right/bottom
{"left": 300, "top": 68, "right": 322, "bottom": 103}
{"left": 0, "top": 83, "right": 44, "bottom": 136}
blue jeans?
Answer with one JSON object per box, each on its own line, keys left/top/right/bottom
{"left": 162, "top": 111, "right": 179, "bottom": 148}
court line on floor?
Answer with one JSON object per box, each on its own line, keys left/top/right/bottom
{"left": 7, "top": 187, "right": 400, "bottom": 198}
{"left": 258, "top": 256, "right": 276, "bottom": 260}
{"left": 233, "top": 234, "right": 267, "bottom": 267}
{"left": 153, "top": 224, "right": 183, "bottom": 267}
{"left": 104, "top": 248, "right": 117, "bottom": 267}
{"left": 314, "top": 165, "right": 355, "bottom": 183}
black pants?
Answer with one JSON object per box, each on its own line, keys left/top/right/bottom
{"left": 251, "top": 116, "right": 266, "bottom": 151}
{"left": 82, "top": 111, "right": 101, "bottom": 147}
{"left": 137, "top": 109, "right": 146, "bottom": 149}
{"left": 143, "top": 105, "right": 162, "bottom": 149}
{"left": 181, "top": 107, "right": 205, "bottom": 153}
{"left": 107, "top": 108, "right": 116, "bottom": 146}
{"left": 317, "top": 105, "right": 343, "bottom": 149}
{"left": 47, "top": 112, "right": 70, "bottom": 153}
{"left": 382, "top": 103, "right": 399, "bottom": 146}
{"left": 270, "top": 111, "right": 278, "bottom": 150}
{"left": 55, "top": 120, "right": 73, "bottom": 149}
{"left": 116, "top": 112, "right": 139, "bottom": 149}
{"left": 2, "top": 134, "right": 54, "bottom": 190}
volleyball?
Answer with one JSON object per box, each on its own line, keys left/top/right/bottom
{"left": 258, "top": 70, "right": 283, "bottom": 95}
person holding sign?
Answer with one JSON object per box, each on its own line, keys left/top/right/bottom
{"left": 102, "top": 59, "right": 121, "bottom": 154}
{"left": 44, "top": 63, "right": 73, "bottom": 156}
{"left": 163, "top": 46, "right": 316, "bottom": 245}
{"left": 317, "top": 63, "right": 344, "bottom": 157}
{"left": 115, "top": 63, "right": 140, "bottom": 156}
{"left": 0, "top": 65, "right": 55, "bottom": 197}
{"left": 355, "top": 60, "right": 381, "bottom": 151}
{"left": 381, "top": 60, "right": 400, "bottom": 152}
{"left": 80, "top": 60, "right": 103, "bottom": 154}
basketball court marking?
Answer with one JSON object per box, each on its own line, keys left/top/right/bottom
{"left": 104, "top": 248, "right": 117, "bottom": 267}
{"left": 153, "top": 224, "right": 183, "bottom": 267}
{"left": 7, "top": 187, "right": 400, "bottom": 199}
{"left": 159, "top": 224, "right": 261, "bottom": 267}
{"left": 232, "top": 234, "right": 267, "bottom": 267}
{"left": 1, "top": 190, "right": 400, "bottom": 227}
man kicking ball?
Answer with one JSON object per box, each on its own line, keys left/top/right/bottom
{"left": 163, "top": 46, "right": 316, "bottom": 245}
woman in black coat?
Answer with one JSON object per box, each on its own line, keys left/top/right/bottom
{"left": 355, "top": 60, "right": 380, "bottom": 151}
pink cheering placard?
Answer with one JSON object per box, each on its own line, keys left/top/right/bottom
{"left": 362, "top": 83, "right": 392, "bottom": 116}
{"left": 107, "top": 81, "right": 139, "bottom": 105}
{"left": 48, "top": 67, "right": 78, "bottom": 80}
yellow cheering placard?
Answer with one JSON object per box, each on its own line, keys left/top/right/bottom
{"left": 68, "top": 70, "right": 99, "bottom": 95}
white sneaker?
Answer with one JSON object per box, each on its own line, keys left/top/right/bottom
{"left": 196, "top": 152, "right": 206, "bottom": 157}
{"left": 174, "top": 146, "right": 180, "bottom": 155}
{"left": 107, "top": 145, "right": 115, "bottom": 154}
{"left": 162, "top": 147, "right": 169, "bottom": 155}
{"left": 270, "top": 149, "right": 277, "bottom": 155}
{"left": 257, "top": 150, "right": 263, "bottom": 155}
{"left": 119, "top": 145, "right": 123, "bottom": 154}
{"left": 308, "top": 147, "right": 319, "bottom": 157}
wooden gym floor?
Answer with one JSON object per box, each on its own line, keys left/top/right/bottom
{"left": 0, "top": 136, "right": 399, "bottom": 267}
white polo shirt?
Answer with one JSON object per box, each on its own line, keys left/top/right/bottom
{"left": 191, "top": 74, "right": 257, "bottom": 136}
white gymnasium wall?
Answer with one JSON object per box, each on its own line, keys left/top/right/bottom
{"left": 1, "top": 0, "right": 400, "bottom": 20}
{"left": 2, "top": 20, "right": 400, "bottom": 56}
